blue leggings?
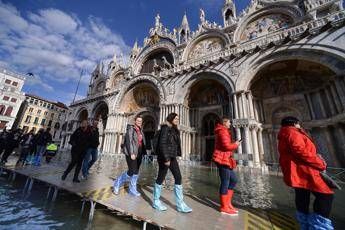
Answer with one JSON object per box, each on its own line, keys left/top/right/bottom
{"left": 217, "top": 164, "right": 237, "bottom": 195}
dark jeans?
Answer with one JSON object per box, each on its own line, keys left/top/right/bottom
{"left": 125, "top": 152, "right": 143, "bottom": 176}
{"left": 156, "top": 157, "right": 182, "bottom": 185}
{"left": 18, "top": 146, "right": 31, "bottom": 162}
{"left": 82, "top": 148, "right": 98, "bottom": 176}
{"left": 217, "top": 164, "right": 237, "bottom": 195}
{"left": 295, "top": 188, "right": 334, "bottom": 218}
{"left": 63, "top": 152, "right": 84, "bottom": 180}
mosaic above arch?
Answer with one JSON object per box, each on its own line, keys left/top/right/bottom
{"left": 188, "top": 37, "right": 224, "bottom": 60}
{"left": 241, "top": 14, "right": 293, "bottom": 41}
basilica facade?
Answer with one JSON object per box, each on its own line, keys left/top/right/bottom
{"left": 62, "top": 0, "right": 345, "bottom": 168}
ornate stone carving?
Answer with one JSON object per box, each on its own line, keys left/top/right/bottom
{"left": 241, "top": 14, "right": 292, "bottom": 41}
{"left": 188, "top": 38, "right": 224, "bottom": 59}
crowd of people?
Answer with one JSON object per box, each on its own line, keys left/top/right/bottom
{"left": 0, "top": 127, "right": 52, "bottom": 166}
{"left": 0, "top": 113, "right": 336, "bottom": 229}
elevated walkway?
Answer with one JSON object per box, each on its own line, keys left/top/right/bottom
{"left": 0, "top": 160, "right": 298, "bottom": 230}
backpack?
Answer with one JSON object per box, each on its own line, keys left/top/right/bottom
{"left": 151, "top": 129, "right": 161, "bottom": 155}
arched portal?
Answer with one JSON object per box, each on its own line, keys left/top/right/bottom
{"left": 202, "top": 113, "right": 220, "bottom": 161}
{"left": 92, "top": 102, "right": 109, "bottom": 152}
{"left": 185, "top": 77, "right": 231, "bottom": 161}
{"left": 250, "top": 59, "right": 345, "bottom": 167}
{"left": 119, "top": 81, "right": 160, "bottom": 150}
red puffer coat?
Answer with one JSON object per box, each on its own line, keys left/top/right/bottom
{"left": 213, "top": 123, "right": 239, "bottom": 169}
{"left": 278, "top": 126, "right": 333, "bottom": 194}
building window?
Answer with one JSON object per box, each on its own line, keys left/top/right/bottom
{"left": 51, "top": 113, "right": 54, "bottom": 118}
{"left": 37, "top": 110, "right": 41, "bottom": 115}
{"left": 5, "top": 79, "right": 11, "bottom": 84}
{"left": 4, "top": 106, "right": 13, "bottom": 116}
{"left": 44, "top": 111, "right": 48, "bottom": 116}
{"left": 10, "top": 98, "right": 17, "bottom": 103}
{"left": 43, "top": 102, "right": 47, "bottom": 107}
{"left": 34, "top": 100, "right": 38, "bottom": 105}
{"left": 23, "top": 126, "right": 29, "bottom": 133}
{"left": 48, "top": 120, "right": 52, "bottom": 127}
{"left": 34, "top": 117, "right": 39, "bottom": 124}
{"left": 0, "top": 121, "right": 8, "bottom": 129}
{"left": 29, "top": 108, "right": 33, "bottom": 113}
{"left": 41, "top": 119, "right": 46, "bottom": 126}
{"left": 0, "top": 105, "right": 5, "bottom": 115}
{"left": 25, "top": 115, "right": 31, "bottom": 123}
{"left": 3, "top": 96, "right": 9, "bottom": 101}
{"left": 12, "top": 81, "right": 18, "bottom": 86}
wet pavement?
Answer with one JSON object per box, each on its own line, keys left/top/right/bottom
{"left": 0, "top": 152, "right": 344, "bottom": 229}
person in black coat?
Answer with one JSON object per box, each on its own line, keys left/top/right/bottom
{"left": 0, "top": 128, "right": 8, "bottom": 159}
{"left": 16, "top": 129, "right": 35, "bottom": 165}
{"left": 0, "top": 129, "right": 22, "bottom": 164}
{"left": 61, "top": 120, "right": 91, "bottom": 183}
{"left": 33, "top": 128, "right": 53, "bottom": 166}
{"left": 81, "top": 119, "right": 100, "bottom": 179}
{"left": 152, "top": 113, "right": 192, "bottom": 213}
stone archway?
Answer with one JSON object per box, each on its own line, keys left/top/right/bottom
{"left": 119, "top": 81, "right": 161, "bottom": 151}
{"left": 202, "top": 113, "right": 220, "bottom": 161}
{"left": 92, "top": 102, "right": 109, "bottom": 152}
{"left": 185, "top": 76, "right": 232, "bottom": 161}
{"left": 249, "top": 59, "right": 345, "bottom": 167}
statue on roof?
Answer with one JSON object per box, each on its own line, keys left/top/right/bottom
{"left": 200, "top": 9, "right": 206, "bottom": 24}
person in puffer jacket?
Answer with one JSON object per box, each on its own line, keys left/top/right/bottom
{"left": 278, "top": 116, "right": 334, "bottom": 230}
{"left": 213, "top": 117, "right": 240, "bottom": 216}
{"left": 152, "top": 113, "right": 192, "bottom": 213}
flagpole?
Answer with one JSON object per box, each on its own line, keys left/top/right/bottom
{"left": 72, "top": 69, "right": 83, "bottom": 103}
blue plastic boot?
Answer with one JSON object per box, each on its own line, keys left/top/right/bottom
{"left": 113, "top": 172, "right": 130, "bottom": 195}
{"left": 296, "top": 211, "right": 309, "bottom": 230}
{"left": 128, "top": 174, "right": 141, "bottom": 196}
{"left": 152, "top": 183, "right": 167, "bottom": 211}
{"left": 309, "top": 213, "right": 334, "bottom": 230}
{"left": 174, "top": 184, "right": 192, "bottom": 213}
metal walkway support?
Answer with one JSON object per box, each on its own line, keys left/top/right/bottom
{"left": 80, "top": 198, "right": 97, "bottom": 222}
{"left": 46, "top": 185, "right": 59, "bottom": 202}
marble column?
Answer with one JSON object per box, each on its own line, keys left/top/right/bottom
{"left": 317, "top": 91, "right": 327, "bottom": 118}
{"left": 330, "top": 84, "right": 343, "bottom": 113}
{"left": 247, "top": 91, "right": 255, "bottom": 119}
{"left": 241, "top": 92, "right": 248, "bottom": 118}
{"left": 238, "top": 93, "right": 244, "bottom": 118}
{"left": 305, "top": 93, "right": 315, "bottom": 119}
{"left": 251, "top": 127, "right": 260, "bottom": 167}
{"left": 235, "top": 128, "right": 243, "bottom": 165}
{"left": 257, "top": 128, "right": 265, "bottom": 164}
{"left": 232, "top": 93, "right": 239, "bottom": 119}
{"left": 244, "top": 127, "right": 252, "bottom": 166}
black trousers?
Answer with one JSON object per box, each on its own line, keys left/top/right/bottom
{"left": 125, "top": 151, "right": 143, "bottom": 176}
{"left": 156, "top": 157, "right": 182, "bottom": 185}
{"left": 1, "top": 147, "right": 15, "bottom": 162}
{"left": 295, "top": 188, "right": 334, "bottom": 218}
{"left": 63, "top": 152, "right": 84, "bottom": 179}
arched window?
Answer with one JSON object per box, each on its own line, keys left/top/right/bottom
{"left": 0, "top": 105, "right": 6, "bottom": 115}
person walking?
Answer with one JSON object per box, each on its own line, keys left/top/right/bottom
{"left": 81, "top": 118, "right": 100, "bottom": 179}
{"left": 152, "top": 113, "right": 192, "bottom": 213}
{"left": 33, "top": 128, "right": 52, "bottom": 166}
{"left": 278, "top": 116, "right": 334, "bottom": 230}
{"left": 212, "top": 117, "right": 240, "bottom": 216}
{"left": 0, "top": 129, "right": 22, "bottom": 164}
{"left": 0, "top": 128, "right": 8, "bottom": 159}
{"left": 61, "top": 120, "right": 91, "bottom": 183}
{"left": 16, "top": 129, "right": 35, "bottom": 166}
{"left": 113, "top": 115, "right": 146, "bottom": 196}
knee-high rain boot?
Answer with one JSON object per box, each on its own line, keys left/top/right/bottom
{"left": 296, "top": 211, "right": 309, "bottom": 230}
{"left": 220, "top": 193, "right": 237, "bottom": 216}
{"left": 227, "top": 190, "right": 238, "bottom": 213}
{"left": 129, "top": 174, "right": 141, "bottom": 196}
{"left": 174, "top": 184, "right": 192, "bottom": 213}
{"left": 309, "top": 213, "right": 334, "bottom": 230}
{"left": 152, "top": 183, "right": 167, "bottom": 211}
{"left": 113, "top": 172, "right": 130, "bottom": 195}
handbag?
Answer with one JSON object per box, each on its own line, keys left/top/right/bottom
{"left": 320, "top": 171, "right": 342, "bottom": 190}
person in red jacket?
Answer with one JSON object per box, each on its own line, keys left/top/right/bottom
{"left": 213, "top": 117, "right": 240, "bottom": 216}
{"left": 278, "top": 116, "right": 334, "bottom": 230}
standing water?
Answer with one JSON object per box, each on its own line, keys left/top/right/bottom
{"left": 0, "top": 154, "right": 344, "bottom": 229}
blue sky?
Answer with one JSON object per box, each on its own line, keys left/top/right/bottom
{"left": 0, "top": 0, "right": 251, "bottom": 104}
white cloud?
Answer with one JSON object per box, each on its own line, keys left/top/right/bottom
{"left": 0, "top": 0, "right": 130, "bottom": 102}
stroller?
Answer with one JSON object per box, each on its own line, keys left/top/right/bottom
{"left": 45, "top": 143, "right": 58, "bottom": 163}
